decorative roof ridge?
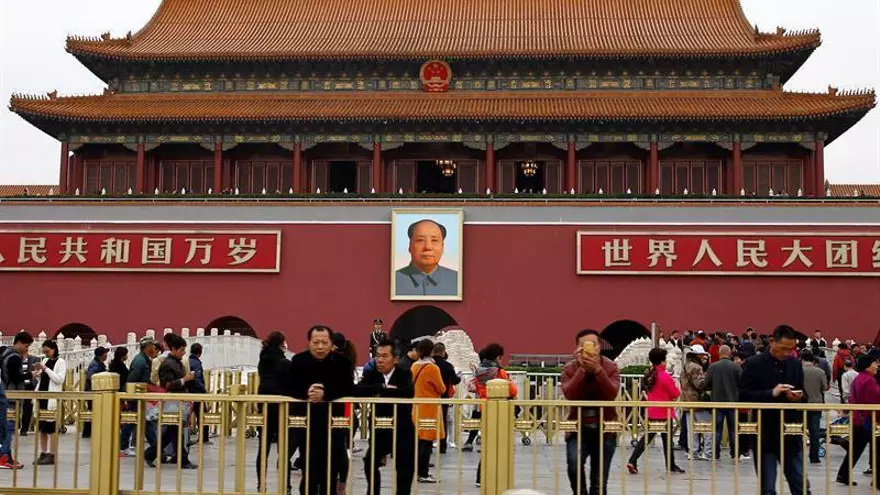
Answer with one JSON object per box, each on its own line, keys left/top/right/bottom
{"left": 782, "top": 87, "right": 876, "bottom": 98}
{"left": 67, "top": 31, "right": 133, "bottom": 47}
{"left": 12, "top": 88, "right": 875, "bottom": 106}
{"left": 755, "top": 27, "right": 821, "bottom": 38}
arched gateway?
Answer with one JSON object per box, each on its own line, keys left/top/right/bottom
{"left": 204, "top": 315, "right": 257, "bottom": 338}
{"left": 54, "top": 323, "right": 98, "bottom": 346}
{"left": 601, "top": 320, "right": 651, "bottom": 359}
{"left": 389, "top": 305, "right": 458, "bottom": 347}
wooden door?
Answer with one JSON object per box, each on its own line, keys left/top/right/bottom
{"left": 544, "top": 161, "right": 562, "bottom": 194}
{"left": 356, "top": 161, "right": 372, "bottom": 193}
{"left": 311, "top": 161, "right": 329, "bottom": 192}
{"left": 394, "top": 160, "right": 416, "bottom": 192}
{"left": 456, "top": 161, "right": 478, "bottom": 193}
{"left": 498, "top": 161, "right": 516, "bottom": 193}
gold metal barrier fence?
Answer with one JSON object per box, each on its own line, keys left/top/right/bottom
{"left": 5, "top": 376, "right": 880, "bottom": 495}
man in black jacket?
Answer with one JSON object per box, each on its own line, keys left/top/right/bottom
{"left": 431, "top": 343, "right": 460, "bottom": 454}
{"left": 145, "top": 335, "right": 196, "bottom": 469}
{"left": 740, "top": 325, "right": 810, "bottom": 495}
{"left": 287, "top": 325, "right": 354, "bottom": 495}
{"left": 256, "top": 332, "right": 292, "bottom": 492}
{"left": 357, "top": 337, "right": 415, "bottom": 495}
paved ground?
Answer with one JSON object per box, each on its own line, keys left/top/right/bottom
{"left": 1, "top": 427, "right": 876, "bottom": 494}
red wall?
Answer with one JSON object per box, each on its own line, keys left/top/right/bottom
{"left": 1, "top": 222, "right": 878, "bottom": 353}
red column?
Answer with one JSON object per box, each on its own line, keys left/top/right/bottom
{"left": 372, "top": 143, "right": 382, "bottom": 193}
{"left": 213, "top": 142, "right": 223, "bottom": 194}
{"left": 59, "top": 142, "right": 69, "bottom": 194}
{"left": 648, "top": 142, "right": 659, "bottom": 194}
{"left": 731, "top": 142, "right": 742, "bottom": 195}
{"left": 485, "top": 143, "right": 496, "bottom": 193}
{"left": 803, "top": 153, "right": 815, "bottom": 197}
{"left": 72, "top": 153, "right": 84, "bottom": 193}
{"left": 814, "top": 140, "right": 825, "bottom": 197}
{"left": 135, "top": 143, "right": 145, "bottom": 194}
{"left": 292, "top": 142, "right": 302, "bottom": 193}
{"left": 565, "top": 142, "right": 576, "bottom": 192}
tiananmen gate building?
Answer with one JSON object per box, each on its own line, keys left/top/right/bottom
{"left": 2, "top": 0, "right": 878, "bottom": 353}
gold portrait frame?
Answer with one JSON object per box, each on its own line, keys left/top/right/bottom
{"left": 390, "top": 209, "right": 464, "bottom": 301}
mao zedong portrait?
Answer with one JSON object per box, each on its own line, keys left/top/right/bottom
{"left": 395, "top": 219, "right": 459, "bottom": 297}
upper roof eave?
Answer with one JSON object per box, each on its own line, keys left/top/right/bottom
{"left": 10, "top": 88, "right": 875, "bottom": 127}
{"left": 66, "top": 35, "right": 822, "bottom": 63}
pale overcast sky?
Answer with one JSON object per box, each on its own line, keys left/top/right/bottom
{"left": 0, "top": 0, "right": 878, "bottom": 185}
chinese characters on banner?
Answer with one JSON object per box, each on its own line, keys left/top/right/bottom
{"left": 0, "top": 231, "right": 281, "bottom": 272}
{"left": 578, "top": 232, "right": 880, "bottom": 276}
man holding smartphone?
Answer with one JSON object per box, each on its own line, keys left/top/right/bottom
{"left": 740, "top": 325, "right": 809, "bottom": 495}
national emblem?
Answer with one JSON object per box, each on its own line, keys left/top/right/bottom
{"left": 420, "top": 60, "right": 452, "bottom": 93}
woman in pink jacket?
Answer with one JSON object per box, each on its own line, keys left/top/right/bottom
{"left": 627, "top": 348, "right": 685, "bottom": 474}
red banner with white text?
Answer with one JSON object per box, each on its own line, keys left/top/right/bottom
{"left": 578, "top": 232, "right": 880, "bottom": 276}
{"left": 0, "top": 230, "right": 281, "bottom": 272}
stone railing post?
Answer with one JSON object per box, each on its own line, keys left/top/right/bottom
{"left": 90, "top": 371, "right": 120, "bottom": 495}
{"left": 482, "top": 378, "right": 514, "bottom": 494}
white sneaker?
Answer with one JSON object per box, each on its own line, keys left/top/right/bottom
{"left": 448, "top": 441, "right": 457, "bottom": 449}
{"left": 699, "top": 453, "right": 713, "bottom": 461}
{"left": 739, "top": 454, "right": 752, "bottom": 461}
{"left": 119, "top": 448, "right": 136, "bottom": 458}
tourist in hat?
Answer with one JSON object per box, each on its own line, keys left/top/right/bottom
{"left": 681, "top": 344, "right": 711, "bottom": 459}
{"left": 81, "top": 346, "right": 109, "bottom": 438}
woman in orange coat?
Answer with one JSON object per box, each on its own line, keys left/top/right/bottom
{"left": 410, "top": 339, "right": 446, "bottom": 484}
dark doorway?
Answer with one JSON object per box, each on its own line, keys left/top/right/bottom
{"left": 389, "top": 305, "right": 458, "bottom": 350}
{"left": 516, "top": 161, "right": 545, "bottom": 193}
{"left": 55, "top": 323, "right": 98, "bottom": 346}
{"left": 601, "top": 320, "right": 651, "bottom": 359}
{"left": 205, "top": 315, "right": 257, "bottom": 338}
{"left": 328, "top": 161, "right": 357, "bottom": 193}
{"left": 416, "top": 160, "right": 456, "bottom": 193}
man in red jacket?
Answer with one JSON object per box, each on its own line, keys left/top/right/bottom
{"left": 561, "top": 329, "right": 620, "bottom": 495}
{"left": 833, "top": 343, "right": 853, "bottom": 404}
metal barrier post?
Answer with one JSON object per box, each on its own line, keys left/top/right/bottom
{"left": 482, "top": 379, "right": 514, "bottom": 494}
{"left": 90, "top": 372, "right": 121, "bottom": 495}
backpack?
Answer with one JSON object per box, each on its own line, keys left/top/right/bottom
{"left": 0, "top": 346, "right": 14, "bottom": 388}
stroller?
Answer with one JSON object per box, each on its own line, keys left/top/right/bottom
{"left": 817, "top": 415, "right": 851, "bottom": 458}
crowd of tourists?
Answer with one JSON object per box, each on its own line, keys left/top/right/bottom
{"left": 1, "top": 323, "right": 879, "bottom": 495}
{"left": 0, "top": 330, "right": 208, "bottom": 471}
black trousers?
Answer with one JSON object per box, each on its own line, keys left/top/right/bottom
{"left": 465, "top": 409, "right": 481, "bottom": 445}
{"left": 838, "top": 425, "right": 879, "bottom": 484}
{"left": 439, "top": 405, "right": 450, "bottom": 453}
{"left": 19, "top": 399, "right": 33, "bottom": 434}
{"left": 738, "top": 411, "right": 753, "bottom": 455}
{"left": 417, "top": 439, "right": 433, "bottom": 478}
{"left": 256, "top": 404, "right": 293, "bottom": 491}
{"left": 628, "top": 432, "right": 679, "bottom": 470}
{"left": 363, "top": 428, "right": 415, "bottom": 495}
{"left": 145, "top": 424, "right": 191, "bottom": 466}
{"left": 295, "top": 428, "right": 346, "bottom": 495}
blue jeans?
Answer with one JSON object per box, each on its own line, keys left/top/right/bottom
{"left": 565, "top": 430, "right": 617, "bottom": 495}
{"left": 715, "top": 408, "right": 736, "bottom": 458}
{"left": 754, "top": 443, "right": 811, "bottom": 495}
{"left": 0, "top": 394, "right": 10, "bottom": 457}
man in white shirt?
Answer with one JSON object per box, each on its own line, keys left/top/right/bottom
{"left": 841, "top": 360, "right": 858, "bottom": 403}
{"left": 356, "top": 338, "right": 416, "bottom": 495}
